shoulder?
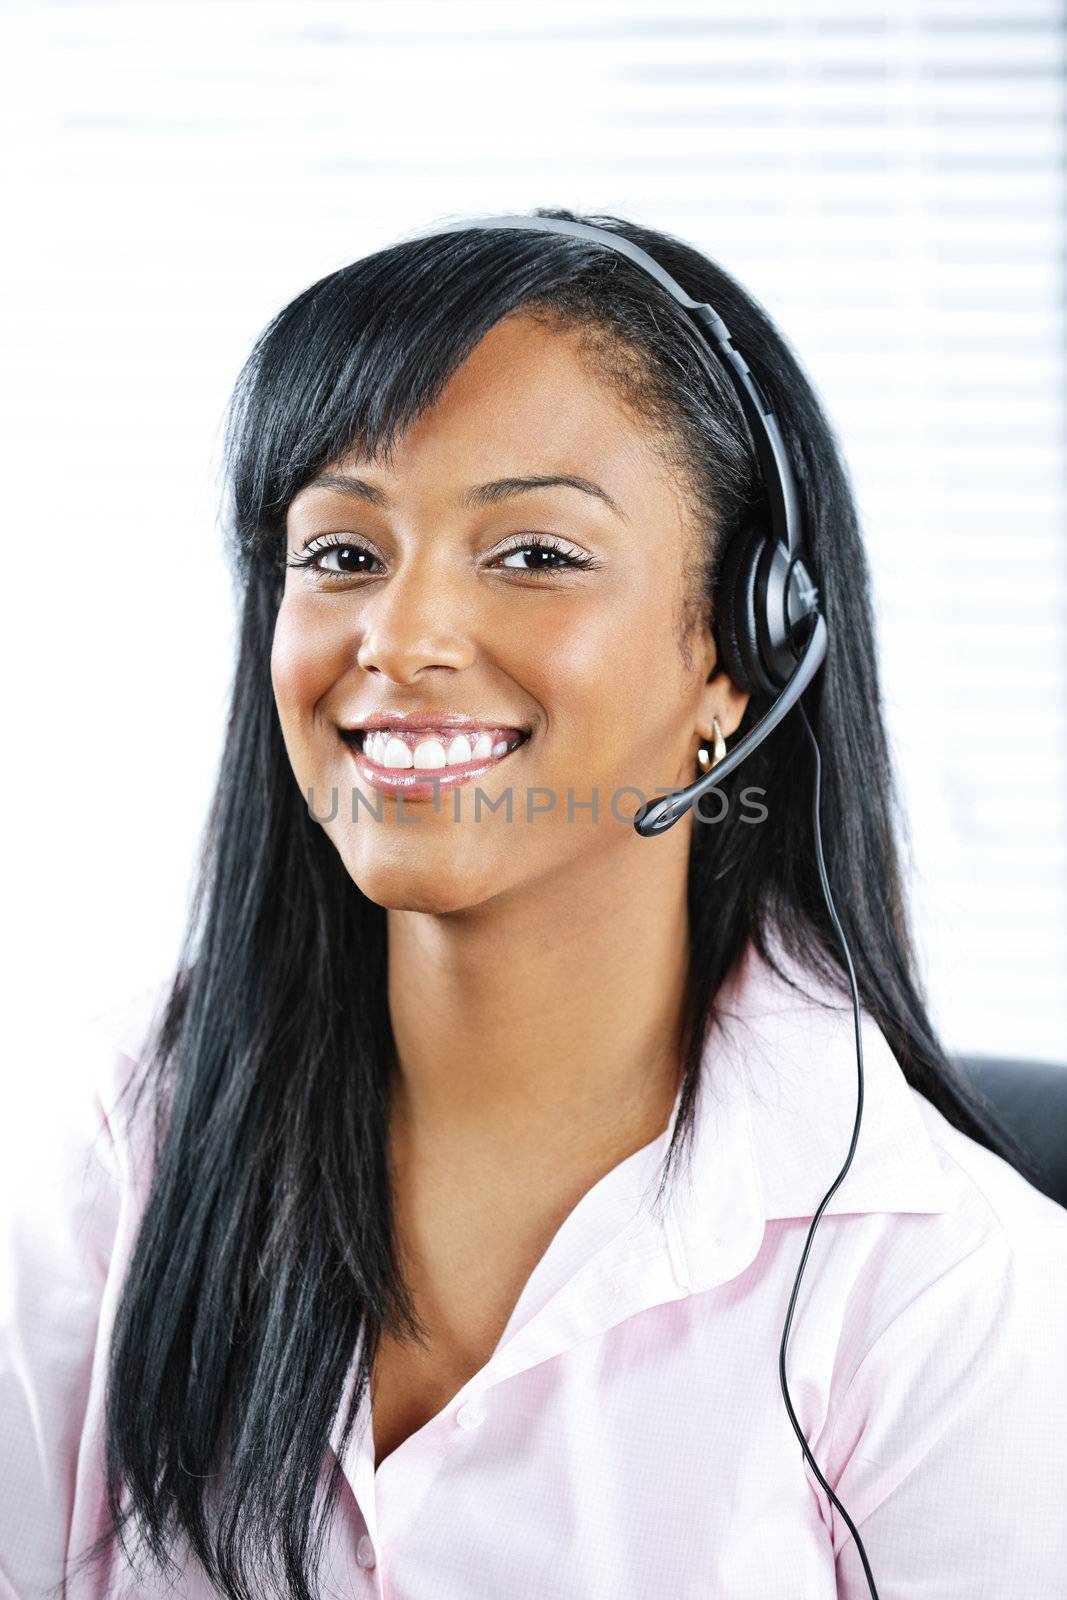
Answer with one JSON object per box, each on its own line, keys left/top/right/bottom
{"left": 735, "top": 930, "right": 1067, "bottom": 1245}
{"left": 831, "top": 1080, "right": 1067, "bottom": 1394}
{"left": 863, "top": 1101, "right": 1067, "bottom": 1356}
{"left": 729, "top": 933, "right": 1067, "bottom": 1364}
{"left": 86, "top": 973, "right": 175, "bottom": 1105}
{"left": 873, "top": 1082, "right": 1067, "bottom": 1347}
{"left": 910, "top": 1083, "right": 1067, "bottom": 1238}
{"left": 814, "top": 1095, "right": 1067, "bottom": 1587}
{"left": 892, "top": 1084, "right": 1067, "bottom": 1387}
{"left": 85, "top": 973, "right": 180, "bottom": 1209}
{"left": 2, "top": 973, "right": 175, "bottom": 1256}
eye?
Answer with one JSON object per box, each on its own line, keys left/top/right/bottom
{"left": 492, "top": 535, "right": 597, "bottom": 575}
{"left": 285, "top": 534, "right": 381, "bottom": 577}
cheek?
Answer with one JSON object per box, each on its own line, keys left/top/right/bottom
{"left": 270, "top": 596, "right": 343, "bottom": 723}
{"left": 530, "top": 587, "right": 665, "bottom": 762}
{"left": 522, "top": 602, "right": 616, "bottom": 766}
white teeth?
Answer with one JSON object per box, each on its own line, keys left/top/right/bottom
{"left": 359, "top": 728, "right": 520, "bottom": 768}
{"left": 412, "top": 739, "right": 447, "bottom": 768}
{"left": 382, "top": 736, "right": 414, "bottom": 769}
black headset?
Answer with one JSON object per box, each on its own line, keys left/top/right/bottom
{"left": 421, "top": 213, "right": 879, "bottom": 1599}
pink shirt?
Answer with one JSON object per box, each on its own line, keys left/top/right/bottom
{"left": 4, "top": 935, "right": 1067, "bottom": 1599}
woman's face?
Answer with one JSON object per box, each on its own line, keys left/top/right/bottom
{"left": 271, "top": 311, "right": 749, "bottom": 913}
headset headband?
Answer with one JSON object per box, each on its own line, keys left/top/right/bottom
{"left": 410, "top": 210, "right": 827, "bottom": 834}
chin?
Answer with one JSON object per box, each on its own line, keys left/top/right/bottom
{"left": 339, "top": 847, "right": 504, "bottom": 917}
{"left": 357, "top": 879, "right": 473, "bottom": 915}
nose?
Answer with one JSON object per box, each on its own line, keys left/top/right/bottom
{"left": 354, "top": 553, "right": 477, "bottom": 683}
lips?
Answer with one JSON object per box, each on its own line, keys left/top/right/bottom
{"left": 341, "top": 725, "right": 529, "bottom": 799}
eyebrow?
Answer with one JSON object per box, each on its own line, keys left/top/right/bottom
{"left": 303, "top": 470, "right": 628, "bottom": 522}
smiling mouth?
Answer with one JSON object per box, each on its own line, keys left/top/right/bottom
{"left": 340, "top": 727, "right": 530, "bottom": 795}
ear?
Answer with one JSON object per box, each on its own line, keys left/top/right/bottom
{"left": 695, "top": 605, "right": 750, "bottom": 745}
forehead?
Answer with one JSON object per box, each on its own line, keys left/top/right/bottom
{"left": 425, "top": 312, "right": 633, "bottom": 436}
{"left": 291, "top": 313, "right": 675, "bottom": 519}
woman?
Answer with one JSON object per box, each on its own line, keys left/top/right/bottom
{"left": 3, "top": 207, "right": 1066, "bottom": 1600}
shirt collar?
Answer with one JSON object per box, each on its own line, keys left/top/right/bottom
{"left": 325, "top": 932, "right": 958, "bottom": 1477}
{"left": 658, "top": 932, "right": 955, "bottom": 1295}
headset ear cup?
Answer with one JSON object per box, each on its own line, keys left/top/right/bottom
{"left": 714, "top": 525, "right": 765, "bottom": 696}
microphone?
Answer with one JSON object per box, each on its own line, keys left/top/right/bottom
{"left": 633, "top": 612, "right": 828, "bottom": 836}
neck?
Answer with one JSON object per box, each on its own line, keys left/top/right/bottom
{"left": 385, "top": 833, "right": 692, "bottom": 1177}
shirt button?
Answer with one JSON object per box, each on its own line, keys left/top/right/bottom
{"left": 356, "top": 1534, "right": 376, "bottom": 1569}
{"left": 456, "top": 1398, "right": 486, "bottom": 1429}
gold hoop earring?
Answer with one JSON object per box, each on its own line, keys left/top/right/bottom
{"left": 696, "top": 716, "right": 726, "bottom": 775}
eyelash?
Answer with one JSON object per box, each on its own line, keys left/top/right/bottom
{"left": 284, "top": 532, "right": 598, "bottom": 581}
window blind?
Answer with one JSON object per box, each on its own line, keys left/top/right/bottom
{"left": 4, "top": 0, "right": 1063, "bottom": 1060}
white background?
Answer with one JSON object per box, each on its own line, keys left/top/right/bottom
{"left": 2, "top": 0, "right": 1064, "bottom": 1063}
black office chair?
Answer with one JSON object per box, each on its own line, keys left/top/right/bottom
{"left": 955, "top": 1056, "right": 1067, "bottom": 1211}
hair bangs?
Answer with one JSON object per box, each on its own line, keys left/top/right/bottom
{"left": 219, "top": 223, "right": 608, "bottom": 584}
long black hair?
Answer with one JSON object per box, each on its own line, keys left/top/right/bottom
{"left": 63, "top": 207, "right": 1050, "bottom": 1600}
